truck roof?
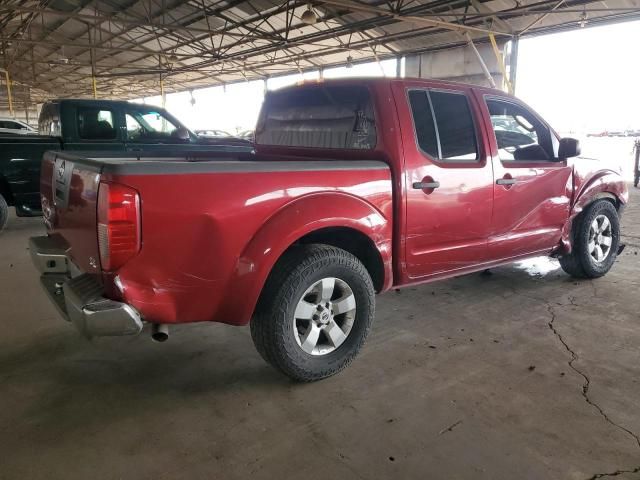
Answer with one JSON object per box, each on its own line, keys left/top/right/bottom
{"left": 41, "top": 98, "right": 164, "bottom": 109}
{"left": 269, "top": 76, "right": 511, "bottom": 98}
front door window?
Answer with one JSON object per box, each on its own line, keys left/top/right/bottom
{"left": 486, "top": 99, "right": 555, "bottom": 162}
{"left": 125, "top": 109, "right": 180, "bottom": 142}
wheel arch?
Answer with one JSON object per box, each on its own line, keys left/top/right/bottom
{"left": 217, "top": 192, "right": 393, "bottom": 326}
{"left": 560, "top": 181, "right": 626, "bottom": 254}
{"left": 289, "top": 226, "right": 386, "bottom": 292}
{"left": 0, "top": 175, "right": 15, "bottom": 206}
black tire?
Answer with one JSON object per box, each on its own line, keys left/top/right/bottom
{"left": 559, "top": 200, "right": 620, "bottom": 279}
{"left": 558, "top": 251, "right": 587, "bottom": 278}
{"left": 250, "top": 244, "right": 375, "bottom": 382}
{"left": 0, "top": 193, "right": 8, "bottom": 232}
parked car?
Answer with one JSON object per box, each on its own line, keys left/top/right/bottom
{"left": 607, "top": 131, "right": 627, "bottom": 138}
{"left": 0, "top": 99, "right": 252, "bottom": 230}
{"left": 0, "top": 117, "right": 37, "bottom": 135}
{"left": 236, "top": 129, "right": 255, "bottom": 141}
{"left": 30, "top": 78, "right": 628, "bottom": 381}
{"left": 195, "top": 129, "right": 232, "bottom": 138}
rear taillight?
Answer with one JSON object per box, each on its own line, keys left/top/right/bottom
{"left": 97, "top": 182, "right": 140, "bottom": 271}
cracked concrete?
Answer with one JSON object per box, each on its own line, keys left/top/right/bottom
{"left": 547, "top": 301, "right": 640, "bottom": 479}
{"left": 1, "top": 187, "right": 639, "bottom": 480}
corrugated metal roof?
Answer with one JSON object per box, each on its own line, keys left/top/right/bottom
{"left": 0, "top": 0, "right": 639, "bottom": 106}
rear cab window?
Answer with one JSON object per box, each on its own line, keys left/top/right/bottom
{"left": 39, "top": 103, "right": 61, "bottom": 136}
{"left": 256, "top": 85, "right": 376, "bottom": 150}
{"left": 408, "top": 89, "right": 479, "bottom": 162}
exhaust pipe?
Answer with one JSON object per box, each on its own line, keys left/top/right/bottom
{"left": 151, "top": 323, "right": 169, "bottom": 342}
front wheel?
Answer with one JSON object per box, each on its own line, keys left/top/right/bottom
{"left": 559, "top": 200, "right": 620, "bottom": 278}
{"left": 250, "top": 244, "right": 375, "bottom": 382}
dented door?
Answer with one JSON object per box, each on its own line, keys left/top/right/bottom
{"left": 477, "top": 93, "right": 572, "bottom": 260}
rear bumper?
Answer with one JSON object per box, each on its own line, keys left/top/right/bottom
{"left": 29, "top": 235, "right": 143, "bottom": 337}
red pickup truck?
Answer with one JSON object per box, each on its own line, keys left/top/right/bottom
{"left": 30, "top": 78, "right": 628, "bottom": 381}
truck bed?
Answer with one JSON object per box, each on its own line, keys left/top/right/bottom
{"left": 41, "top": 149, "right": 394, "bottom": 327}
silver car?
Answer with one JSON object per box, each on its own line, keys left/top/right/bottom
{"left": 0, "top": 118, "right": 37, "bottom": 135}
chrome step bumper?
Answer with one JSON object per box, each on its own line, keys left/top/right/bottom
{"left": 29, "top": 235, "right": 143, "bottom": 338}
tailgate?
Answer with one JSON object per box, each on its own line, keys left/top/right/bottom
{"left": 41, "top": 151, "right": 102, "bottom": 274}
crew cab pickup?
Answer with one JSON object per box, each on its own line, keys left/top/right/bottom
{"left": 30, "top": 78, "right": 628, "bottom": 382}
{"left": 0, "top": 99, "right": 251, "bottom": 230}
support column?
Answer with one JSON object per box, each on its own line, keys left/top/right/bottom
{"left": 160, "top": 75, "right": 166, "bottom": 108}
{"left": 403, "top": 41, "right": 506, "bottom": 89}
{"left": 508, "top": 36, "right": 520, "bottom": 94}
{"left": 465, "top": 33, "right": 496, "bottom": 89}
{"left": 89, "top": 26, "right": 97, "bottom": 99}
{"left": 4, "top": 70, "right": 13, "bottom": 116}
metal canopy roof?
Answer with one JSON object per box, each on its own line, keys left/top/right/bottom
{"left": 1, "top": 0, "right": 639, "bottom": 106}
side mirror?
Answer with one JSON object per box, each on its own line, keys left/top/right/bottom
{"left": 558, "top": 137, "right": 581, "bottom": 159}
{"left": 175, "top": 127, "right": 191, "bottom": 141}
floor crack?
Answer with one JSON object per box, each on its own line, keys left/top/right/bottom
{"left": 546, "top": 304, "right": 640, "bottom": 479}
{"left": 585, "top": 466, "right": 640, "bottom": 479}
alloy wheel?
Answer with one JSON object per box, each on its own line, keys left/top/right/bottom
{"left": 292, "top": 277, "right": 356, "bottom": 356}
{"left": 588, "top": 214, "right": 613, "bottom": 263}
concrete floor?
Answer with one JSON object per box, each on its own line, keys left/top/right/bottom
{"left": 1, "top": 188, "right": 639, "bottom": 480}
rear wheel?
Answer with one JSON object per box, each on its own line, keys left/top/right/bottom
{"left": 559, "top": 200, "right": 620, "bottom": 278}
{"left": 250, "top": 244, "right": 375, "bottom": 382}
{"left": 0, "top": 194, "right": 8, "bottom": 232}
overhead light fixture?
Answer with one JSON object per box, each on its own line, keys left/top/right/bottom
{"left": 48, "top": 58, "right": 69, "bottom": 66}
{"left": 301, "top": 4, "right": 317, "bottom": 25}
{"left": 346, "top": 55, "right": 353, "bottom": 68}
{"left": 168, "top": 53, "right": 178, "bottom": 62}
{"left": 579, "top": 7, "right": 588, "bottom": 27}
{"left": 57, "top": 46, "right": 69, "bottom": 64}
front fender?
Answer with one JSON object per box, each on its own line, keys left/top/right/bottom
{"left": 217, "top": 192, "right": 393, "bottom": 326}
{"left": 559, "top": 171, "right": 628, "bottom": 253}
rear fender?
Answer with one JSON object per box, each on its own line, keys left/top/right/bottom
{"left": 218, "top": 192, "right": 392, "bottom": 326}
{"left": 559, "top": 172, "right": 628, "bottom": 253}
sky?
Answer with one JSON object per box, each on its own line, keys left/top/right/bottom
{"left": 517, "top": 20, "right": 640, "bottom": 133}
{"left": 140, "top": 20, "right": 640, "bottom": 135}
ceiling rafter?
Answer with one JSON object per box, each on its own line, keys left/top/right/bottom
{"left": 0, "top": 0, "right": 638, "bottom": 106}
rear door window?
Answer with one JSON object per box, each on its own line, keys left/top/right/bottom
{"left": 256, "top": 85, "right": 376, "bottom": 150}
{"left": 77, "top": 108, "right": 117, "bottom": 140}
{"left": 408, "top": 90, "right": 439, "bottom": 159}
{"left": 408, "top": 89, "right": 478, "bottom": 161}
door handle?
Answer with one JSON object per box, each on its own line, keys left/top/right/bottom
{"left": 496, "top": 178, "right": 517, "bottom": 186}
{"left": 412, "top": 181, "right": 440, "bottom": 190}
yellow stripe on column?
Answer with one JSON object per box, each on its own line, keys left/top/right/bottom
{"left": 489, "top": 33, "right": 514, "bottom": 95}
{"left": 5, "top": 70, "right": 13, "bottom": 116}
